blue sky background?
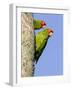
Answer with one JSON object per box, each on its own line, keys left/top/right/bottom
{"left": 32, "top": 13, "right": 63, "bottom": 76}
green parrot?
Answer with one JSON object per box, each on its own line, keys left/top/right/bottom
{"left": 35, "top": 28, "right": 53, "bottom": 63}
{"left": 33, "top": 19, "right": 46, "bottom": 30}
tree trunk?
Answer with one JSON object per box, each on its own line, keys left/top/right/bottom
{"left": 21, "top": 12, "right": 35, "bottom": 77}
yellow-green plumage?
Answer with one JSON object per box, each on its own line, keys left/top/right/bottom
{"left": 33, "top": 19, "right": 42, "bottom": 29}
{"left": 35, "top": 29, "right": 50, "bottom": 63}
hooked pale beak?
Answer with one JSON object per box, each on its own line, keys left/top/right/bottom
{"left": 48, "top": 28, "right": 54, "bottom": 37}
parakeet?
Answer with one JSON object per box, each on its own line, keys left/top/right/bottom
{"left": 33, "top": 19, "right": 46, "bottom": 30}
{"left": 35, "top": 28, "right": 53, "bottom": 63}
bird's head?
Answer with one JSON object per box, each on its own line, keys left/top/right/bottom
{"left": 41, "top": 20, "right": 46, "bottom": 28}
{"left": 47, "top": 28, "right": 54, "bottom": 37}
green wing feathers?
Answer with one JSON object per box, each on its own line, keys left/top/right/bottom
{"left": 33, "top": 19, "right": 53, "bottom": 63}
{"left": 35, "top": 29, "right": 49, "bottom": 63}
{"left": 33, "top": 19, "right": 42, "bottom": 29}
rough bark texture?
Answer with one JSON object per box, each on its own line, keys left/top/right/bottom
{"left": 21, "top": 13, "right": 35, "bottom": 77}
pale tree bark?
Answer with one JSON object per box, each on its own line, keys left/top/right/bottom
{"left": 21, "top": 12, "right": 35, "bottom": 77}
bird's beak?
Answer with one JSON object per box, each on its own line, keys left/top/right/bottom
{"left": 48, "top": 28, "right": 54, "bottom": 37}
